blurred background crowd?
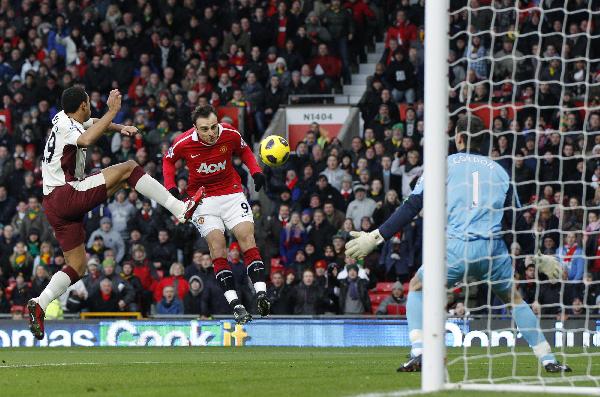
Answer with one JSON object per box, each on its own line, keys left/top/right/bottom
{"left": 0, "top": 0, "right": 599, "bottom": 320}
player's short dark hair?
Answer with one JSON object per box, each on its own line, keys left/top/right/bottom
{"left": 191, "top": 105, "right": 217, "bottom": 125}
{"left": 61, "top": 86, "right": 88, "bottom": 113}
{"left": 455, "top": 114, "right": 486, "bottom": 152}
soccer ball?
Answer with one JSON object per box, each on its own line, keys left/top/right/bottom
{"left": 259, "top": 135, "right": 290, "bottom": 167}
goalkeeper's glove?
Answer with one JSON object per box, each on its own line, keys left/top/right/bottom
{"left": 345, "top": 229, "right": 385, "bottom": 259}
{"left": 253, "top": 172, "right": 266, "bottom": 192}
{"left": 533, "top": 252, "right": 563, "bottom": 282}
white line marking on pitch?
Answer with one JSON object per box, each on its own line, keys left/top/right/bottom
{"left": 0, "top": 361, "right": 172, "bottom": 369}
{"left": 352, "top": 390, "right": 432, "bottom": 397}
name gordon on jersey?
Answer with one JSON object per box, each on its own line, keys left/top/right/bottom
{"left": 451, "top": 154, "right": 495, "bottom": 170}
{"left": 197, "top": 160, "right": 226, "bottom": 174}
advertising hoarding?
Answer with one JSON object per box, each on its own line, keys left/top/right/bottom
{"left": 0, "top": 319, "right": 599, "bottom": 348}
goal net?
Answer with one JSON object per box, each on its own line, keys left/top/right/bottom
{"left": 423, "top": 0, "right": 600, "bottom": 394}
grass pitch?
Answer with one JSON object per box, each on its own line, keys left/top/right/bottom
{"left": 0, "top": 347, "right": 597, "bottom": 397}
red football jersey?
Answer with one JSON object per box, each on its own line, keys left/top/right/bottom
{"left": 163, "top": 123, "right": 262, "bottom": 198}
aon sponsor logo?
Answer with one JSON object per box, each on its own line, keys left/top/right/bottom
{"left": 198, "top": 160, "right": 226, "bottom": 174}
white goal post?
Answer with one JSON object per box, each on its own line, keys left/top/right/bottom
{"left": 422, "top": 0, "right": 449, "bottom": 392}
{"left": 421, "top": 0, "right": 600, "bottom": 395}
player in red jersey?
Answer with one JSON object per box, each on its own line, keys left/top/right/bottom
{"left": 163, "top": 105, "right": 269, "bottom": 324}
{"left": 27, "top": 87, "right": 205, "bottom": 340}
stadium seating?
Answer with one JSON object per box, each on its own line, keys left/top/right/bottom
{"left": 368, "top": 282, "right": 407, "bottom": 314}
{"left": 375, "top": 282, "right": 395, "bottom": 293}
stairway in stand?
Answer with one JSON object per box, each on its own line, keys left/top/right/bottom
{"left": 335, "top": 41, "right": 385, "bottom": 105}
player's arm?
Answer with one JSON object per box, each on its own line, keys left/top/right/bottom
{"left": 162, "top": 141, "right": 182, "bottom": 198}
{"left": 345, "top": 189, "right": 423, "bottom": 259}
{"left": 87, "top": 118, "right": 137, "bottom": 135}
{"left": 378, "top": 192, "right": 423, "bottom": 240}
{"left": 76, "top": 90, "right": 132, "bottom": 147}
{"left": 235, "top": 134, "right": 266, "bottom": 192}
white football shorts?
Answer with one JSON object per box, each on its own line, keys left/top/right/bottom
{"left": 191, "top": 192, "right": 254, "bottom": 237}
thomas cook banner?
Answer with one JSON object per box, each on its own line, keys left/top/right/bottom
{"left": 0, "top": 319, "right": 599, "bottom": 348}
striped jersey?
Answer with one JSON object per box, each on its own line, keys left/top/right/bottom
{"left": 41, "top": 111, "right": 93, "bottom": 195}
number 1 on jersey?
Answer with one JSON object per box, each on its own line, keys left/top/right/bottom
{"left": 471, "top": 171, "right": 479, "bottom": 208}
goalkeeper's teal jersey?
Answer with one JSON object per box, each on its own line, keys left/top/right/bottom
{"left": 411, "top": 151, "right": 518, "bottom": 241}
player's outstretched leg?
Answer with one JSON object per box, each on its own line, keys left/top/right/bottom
{"left": 102, "top": 160, "right": 204, "bottom": 222}
{"left": 29, "top": 246, "right": 86, "bottom": 340}
{"left": 398, "top": 275, "right": 423, "bottom": 372}
{"left": 233, "top": 222, "right": 270, "bottom": 317}
{"left": 497, "top": 287, "right": 571, "bottom": 373}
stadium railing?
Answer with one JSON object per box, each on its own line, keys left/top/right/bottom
{"left": 80, "top": 312, "right": 143, "bottom": 320}
{"left": 287, "top": 94, "right": 356, "bottom": 105}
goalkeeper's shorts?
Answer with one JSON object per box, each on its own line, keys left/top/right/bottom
{"left": 416, "top": 238, "right": 513, "bottom": 292}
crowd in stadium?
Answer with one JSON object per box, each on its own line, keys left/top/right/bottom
{"left": 0, "top": 0, "right": 599, "bottom": 319}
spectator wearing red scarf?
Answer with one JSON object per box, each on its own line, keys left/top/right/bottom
{"left": 128, "top": 248, "right": 155, "bottom": 290}
{"left": 556, "top": 232, "right": 584, "bottom": 282}
{"left": 230, "top": 48, "right": 248, "bottom": 71}
{"left": 310, "top": 44, "right": 342, "bottom": 92}
{"left": 285, "top": 168, "right": 302, "bottom": 203}
{"left": 380, "top": 39, "right": 401, "bottom": 66}
{"left": 126, "top": 245, "right": 157, "bottom": 315}
{"left": 385, "top": 9, "right": 417, "bottom": 50}
{"left": 270, "top": 1, "right": 290, "bottom": 49}
{"left": 280, "top": 212, "right": 307, "bottom": 264}
{"left": 87, "top": 279, "right": 119, "bottom": 312}
{"left": 344, "top": 0, "right": 375, "bottom": 62}
{"left": 128, "top": 199, "right": 161, "bottom": 243}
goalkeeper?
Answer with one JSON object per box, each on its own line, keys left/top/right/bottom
{"left": 346, "top": 114, "right": 571, "bottom": 373}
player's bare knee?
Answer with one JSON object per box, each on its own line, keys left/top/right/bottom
{"left": 206, "top": 232, "right": 227, "bottom": 258}
{"left": 238, "top": 234, "right": 256, "bottom": 252}
{"left": 207, "top": 246, "right": 226, "bottom": 259}
{"left": 213, "top": 248, "right": 227, "bottom": 259}
{"left": 117, "top": 160, "right": 140, "bottom": 183}
{"left": 125, "top": 159, "right": 138, "bottom": 173}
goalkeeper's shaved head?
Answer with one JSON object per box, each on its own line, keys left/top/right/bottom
{"left": 455, "top": 113, "right": 486, "bottom": 153}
